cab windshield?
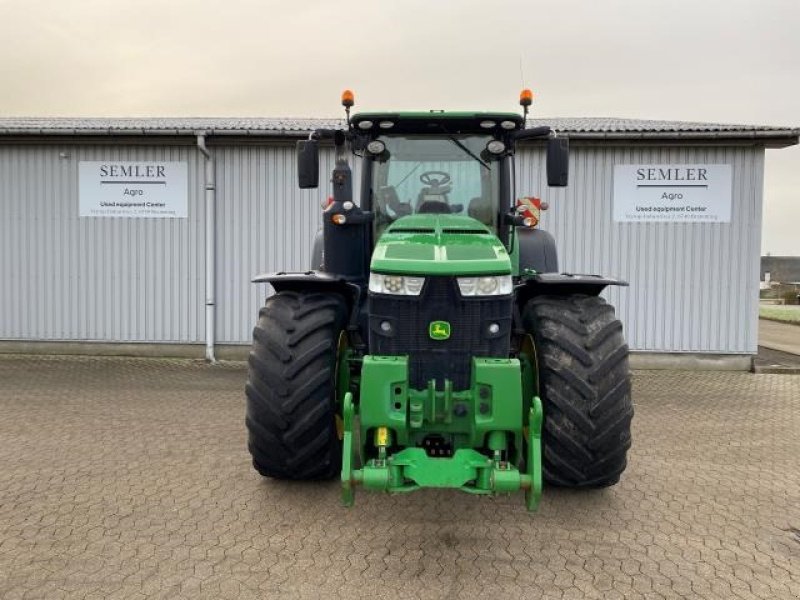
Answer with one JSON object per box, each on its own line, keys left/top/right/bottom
{"left": 370, "top": 134, "right": 501, "bottom": 236}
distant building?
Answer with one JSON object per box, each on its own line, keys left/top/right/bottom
{"left": 761, "top": 256, "right": 800, "bottom": 286}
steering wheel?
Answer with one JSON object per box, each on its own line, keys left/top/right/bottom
{"left": 419, "top": 171, "right": 451, "bottom": 187}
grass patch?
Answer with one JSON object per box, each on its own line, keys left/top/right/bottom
{"left": 759, "top": 305, "right": 800, "bottom": 324}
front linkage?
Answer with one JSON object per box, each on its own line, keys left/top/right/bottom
{"left": 340, "top": 355, "right": 543, "bottom": 511}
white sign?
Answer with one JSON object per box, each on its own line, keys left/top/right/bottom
{"left": 79, "top": 161, "right": 188, "bottom": 218}
{"left": 613, "top": 164, "right": 732, "bottom": 223}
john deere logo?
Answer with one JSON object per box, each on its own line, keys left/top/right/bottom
{"left": 429, "top": 321, "right": 451, "bottom": 340}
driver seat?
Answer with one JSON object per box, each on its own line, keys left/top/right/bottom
{"left": 418, "top": 199, "right": 451, "bottom": 214}
{"left": 416, "top": 185, "right": 452, "bottom": 214}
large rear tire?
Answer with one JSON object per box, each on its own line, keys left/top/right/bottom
{"left": 245, "top": 291, "right": 347, "bottom": 480}
{"left": 522, "top": 294, "right": 633, "bottom": 487}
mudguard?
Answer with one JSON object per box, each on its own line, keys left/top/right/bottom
{"left": 252, "top": 271, "right": 362, "bottom": 315}
{"left": 516, "top": 272, "right": 628, "bottom": 304}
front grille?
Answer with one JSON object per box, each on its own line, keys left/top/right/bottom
{"left": 368, "top": 277, "right": 512, "bottom": 390}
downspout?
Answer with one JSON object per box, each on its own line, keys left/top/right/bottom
{"left": 197, "top": 133, "right": 216, "bottom": 363}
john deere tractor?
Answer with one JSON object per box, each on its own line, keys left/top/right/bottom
{"left": 245, "top": 90, "right": 633, "bottom": 510}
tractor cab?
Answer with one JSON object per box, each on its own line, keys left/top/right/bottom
{"left": 351, "top": 113, "right": 521, "bottom": 237}
{"left": 298, "top": 105, "right": 569, "bottom": 256}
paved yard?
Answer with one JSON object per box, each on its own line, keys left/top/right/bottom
{"left": 759, "top": 318, "right": 800, "bottom": 356}
{"left": 0, "top": 356, "right": 798, "bottom": 600}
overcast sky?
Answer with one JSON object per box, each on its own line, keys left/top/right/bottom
{"left": 1, "top": 0, "right": 797, "bottom": 254}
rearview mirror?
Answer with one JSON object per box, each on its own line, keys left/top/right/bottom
{"left": 297, "top": 140, "right": 319, "bottom": 189}
{"left": 546, "top": 137, "right": 569, "bottom": 187}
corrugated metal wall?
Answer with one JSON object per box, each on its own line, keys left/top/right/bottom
{"left": 0, "top": 140, "right": 764, "bottom": 353}
{"left": 0, "top": 143, "right": 205, "bottom": 343}
{"left": 517, "top": 144, "right": 764, "bottom": 353}
{"left": 214, "top": 144, "right": 353, "bottom": 343}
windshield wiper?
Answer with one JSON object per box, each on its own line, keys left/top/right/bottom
{"left": 441, "top": 130, "right": 490, "bottom": 171}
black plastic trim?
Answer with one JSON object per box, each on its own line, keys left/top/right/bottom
{"left": 516, "top": 273, "right": 628, "bottom": 303}
{"left": 252, "top": 271, "right": 363, "bottom": 328}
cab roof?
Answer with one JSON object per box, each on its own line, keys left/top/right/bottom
{"left": 350, "top": 112, "right": 524, "bottom": 135}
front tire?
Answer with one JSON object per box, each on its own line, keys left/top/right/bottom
{"left": 523, "top": 294, "right": 633, "bottom": 487}
{"left": 245, "top": 292, "right": 347, "bottom": 480}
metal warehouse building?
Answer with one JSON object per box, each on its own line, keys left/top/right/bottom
{"left": 0, "top": 117, "right": 797, "bottom": 368}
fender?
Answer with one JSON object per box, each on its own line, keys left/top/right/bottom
{"left": 252, "top": 270, "right": 362, "bottom": 325}
{"left": 515, "top": 273, "right": 628, "bottom": 305}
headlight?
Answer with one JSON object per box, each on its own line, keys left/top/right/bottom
{"left": 457, "top": 275, "right": 512, "bottom": 296}
{"left": 369, "top": 273, "right": 425, "bottom": 296}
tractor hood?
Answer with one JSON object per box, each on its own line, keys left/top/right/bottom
{"left": 370, "top": 214, "right": 511, "bottom": 276}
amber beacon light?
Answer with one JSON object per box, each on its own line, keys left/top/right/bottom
{"left": 341, "top": 89, "right": 355, "bottom": 121}
{"left": 519, "top": 88, "right": 534, "bottom": 107}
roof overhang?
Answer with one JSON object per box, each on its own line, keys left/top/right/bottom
{"left": 0, "top": 117, "right": 796, "bottom": 148}
{"left": 561, "top": 129, "right": 799, "bottom": 149}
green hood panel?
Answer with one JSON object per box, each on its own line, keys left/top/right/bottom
{"left": 384, "top": 245, "right": 436, "bottom": 261}
{"left": 371, "top": 215, "right": 511, "bottom": 276}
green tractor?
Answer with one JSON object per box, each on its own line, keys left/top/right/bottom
{"left": 245, "top": 90, "right": 633, "bottom": 510}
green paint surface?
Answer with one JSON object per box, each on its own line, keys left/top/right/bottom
{"left": 384, "top": 245, "right": 436, "bottom": 260}
{"left": 352, "top": 111, "right": 523, "bottom": 123}
{"left": 340, "top": 355, "right": 543, "bottom": 510}
{"left": 357, "top": 355, "right": 523, "bottom": 451}
{"left": 370, "top": 214, "right": 511, "bottom": 276}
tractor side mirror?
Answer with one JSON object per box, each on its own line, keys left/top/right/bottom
{"left": 297, "top": 140, "right": 319, "bottom": 189}
{"left": 546, "top": 137, "right": 569, "bottom": 187}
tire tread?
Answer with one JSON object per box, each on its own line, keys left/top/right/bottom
{"left": 523, "top": 294, "right": 633, "bottom": 488}
{"left": 245, "top": 292, "right": 346, "bottom": 480}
